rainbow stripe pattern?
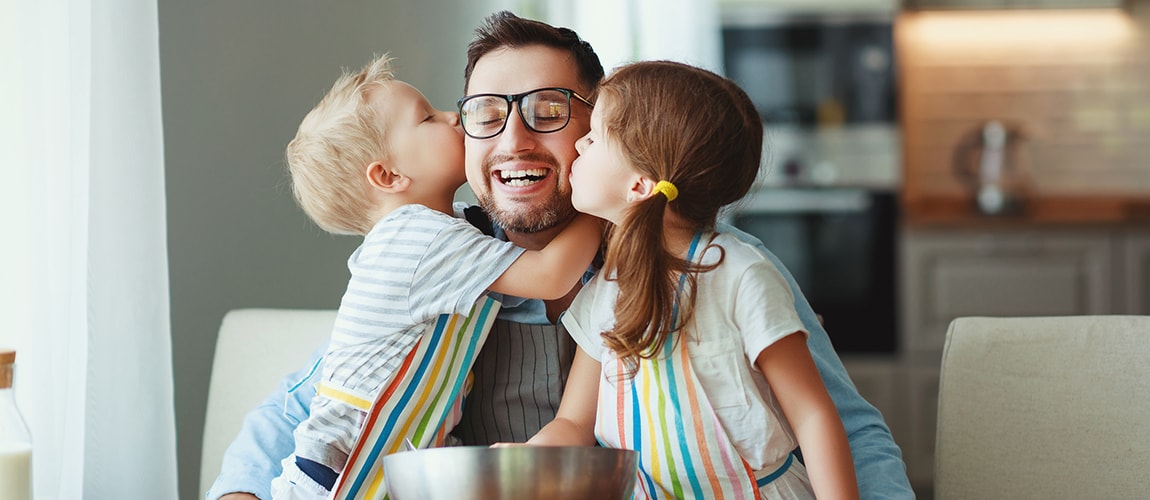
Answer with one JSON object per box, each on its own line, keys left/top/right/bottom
{"left": 330, "top": 295, "right": 501, "bottom": 500}
{"left": 593, "top": 232, "right": 790, "bottom": 499}
{"left": 596, "top": 338, "right": 769, "bottom": 499}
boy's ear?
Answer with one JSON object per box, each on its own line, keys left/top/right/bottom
{"left": 365, "top": 160, "right": 411, "bottom": 193}
{"left": 626, "top": 175, "right": 657, "bottom": 203}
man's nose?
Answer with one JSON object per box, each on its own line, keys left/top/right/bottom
{"left": 496, "top": 104, "right": 537, "bottom": 152}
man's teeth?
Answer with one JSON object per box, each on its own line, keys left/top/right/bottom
{"left": 499, "top": 168, "right": 547, "bottom": 186}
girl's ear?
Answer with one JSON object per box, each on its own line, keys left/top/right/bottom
{"left": 627, "top": 175, "right": 658, "bottom": 203}
{"left": 365, "top": 160, "right": 411, "bottom": 193}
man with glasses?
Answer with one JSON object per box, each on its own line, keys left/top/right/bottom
{"left": 209, "top": 11, "right": 914, "bottom": 500}
{"left": 446, "top": 17, "right": 604, "bottom": 447}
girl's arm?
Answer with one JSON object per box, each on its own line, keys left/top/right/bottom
{"left": 487, "top": 214, "right": 602, "bottom": 300}
{"left": 758, "top": 333, "right": 859, "bottom": 500}
{"left": 526, "top": 347, "right": 601, "bottom": 446}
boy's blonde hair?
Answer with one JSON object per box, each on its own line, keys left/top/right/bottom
{"left": 286, "top": 53, "right": 397, "bottom": 235}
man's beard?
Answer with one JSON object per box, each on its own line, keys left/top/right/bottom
{"left": 477, "top": 188, "right": 577, "bottom": 234}
{"left": 477, "top": 151, "right": 578, "bottom": 234}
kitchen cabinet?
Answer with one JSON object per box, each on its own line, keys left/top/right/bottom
{"left": 841, "top": 357, "right": 903, "bottom": 434}
{"left": 901, "top": 365, "right": 940, "bottom": 490}
{"left": 840, "top": 356, "right": 929, "bottom": 492}
{"left": 903, "top": 0, "right": 1124, "bottom": 8}
{"left": 900, "top": 227, "right": 1114, "bottom": 356}
{"left": 1122, "top": 230, "right": 1150, "bottom": 314}
{"left": 897, "top": 226, "right": 1116, "bottom": 489}
{"left": 895, "top": 224, "right": 1150, "bottom": 491}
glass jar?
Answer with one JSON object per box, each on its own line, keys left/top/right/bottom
{"left": 0, "top": 349, "right": 32, "bottom": 500}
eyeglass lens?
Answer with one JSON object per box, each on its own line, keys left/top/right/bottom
{"left": 459, "top": 89, "right": 574, "bottom": 139}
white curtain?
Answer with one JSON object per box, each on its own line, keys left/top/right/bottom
{"left": 0, "top": 0, "right": 178, "bottom": 498}
{"left": 538, "top": 0, "right": 723, "bottom": 75}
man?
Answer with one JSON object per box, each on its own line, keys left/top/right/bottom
{"left": 209, "top": 11, "right": 913, "bottom": 500}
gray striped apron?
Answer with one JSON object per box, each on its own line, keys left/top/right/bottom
{"left": 451, "top": 319, "right": 576, "bottom": 444}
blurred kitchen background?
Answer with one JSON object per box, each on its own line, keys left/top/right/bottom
{"left": 161, "top": 0, "right": 1149, "bottom": 498}
{"left": 718, "top": 0, "right": 1150, "bottom": 497}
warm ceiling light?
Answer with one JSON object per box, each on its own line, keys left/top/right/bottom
{"left": 899, "top": 10, "right": 1136, "bottom": 50}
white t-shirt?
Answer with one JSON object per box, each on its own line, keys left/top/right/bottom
{"left": 562, "top": 231, "right": 808, "bottom": 469}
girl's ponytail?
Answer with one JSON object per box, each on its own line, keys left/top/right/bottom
{"left": 595, "top": 61, "right": 762, "bottom": 375}
{"left": 601, "top": 183, "right": 699, "bottom": 376}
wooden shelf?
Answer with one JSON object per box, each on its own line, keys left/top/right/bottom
{"left": 902, "top": 195, "right": 1150, "bottom": 227}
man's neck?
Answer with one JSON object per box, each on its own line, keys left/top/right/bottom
{"left": 503, "top": 224, "right": 565, "bottom": 251}
{"left": 504, "top": 222, "right": 580, "bottom": 324}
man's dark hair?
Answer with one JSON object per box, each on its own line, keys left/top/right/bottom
{"left": 464, "top": 11, "right": 605, "bottom": 95}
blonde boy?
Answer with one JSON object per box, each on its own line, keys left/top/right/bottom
{"left": 271, "top": 54, "right": 599, "bottom": 499}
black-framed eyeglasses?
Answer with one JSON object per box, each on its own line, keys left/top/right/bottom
{"left": 456, "top": 87, "right": 594, "bottom": 140}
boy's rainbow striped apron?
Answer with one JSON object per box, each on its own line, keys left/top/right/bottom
{"left": 329, "top": 295, "right": 501, "bottom": 500}
{"left": 593, "top": 233, "right": 804, "bottom": 499}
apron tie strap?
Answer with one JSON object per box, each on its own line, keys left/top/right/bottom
{"left": 755, "top": 452, "right": 795, "bottom": 488}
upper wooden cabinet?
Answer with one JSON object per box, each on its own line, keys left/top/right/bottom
{"left": 904, "top": 0, "right": 1124, "bottom": 9}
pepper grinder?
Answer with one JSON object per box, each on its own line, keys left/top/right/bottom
{"left": 976, "top": 121, "right": 1008, "bottom": 215}
{"left": 953, "top": 120, "right": 1032, "bottom": 216}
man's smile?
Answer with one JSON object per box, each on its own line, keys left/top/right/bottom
{"left": 496, "top": 168, "right": 550, "bottom": 187}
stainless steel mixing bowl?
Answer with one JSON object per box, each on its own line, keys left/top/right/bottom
{"left": 382, "top": 446, "right": 639, "bottom": 499}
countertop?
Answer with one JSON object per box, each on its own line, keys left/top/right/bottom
{"left": 902, "top": 195, "right": 1150, "bottom": 228}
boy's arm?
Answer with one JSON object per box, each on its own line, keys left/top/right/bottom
{"left": 758, "top": 334, "right": 859, "bottom": 500}
{"left": 487, "top": 214, "right": 602, "bottom": 300}
{"left": 205, "top": 343, "right": 325, "bottom": 500}
{"left": 720, "top": 222, "right": 914, "bottom": 499}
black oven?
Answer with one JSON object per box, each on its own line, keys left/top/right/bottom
{"left": 727, "top": 188, "right": 898, "bottom": 354}
{"left": 722, "top": 14, "right": 897, "bottom": 127}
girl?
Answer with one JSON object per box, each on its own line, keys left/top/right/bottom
{"left": 527, "top": 61, "right": 859, "bottom": 499}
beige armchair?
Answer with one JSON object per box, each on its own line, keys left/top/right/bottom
{"left": 935, "top": 316, "right": 1150, "bottom": 500}
{"left": 199, "top": 308, "right": 336, "bottom": 499}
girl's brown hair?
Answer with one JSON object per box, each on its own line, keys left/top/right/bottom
{"left": 597, "top": 61, "right": 762, "bottom": 373}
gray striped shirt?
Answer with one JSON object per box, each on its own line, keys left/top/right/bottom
{"left": 452, "top": 320, "right": 577, "bottom": 444}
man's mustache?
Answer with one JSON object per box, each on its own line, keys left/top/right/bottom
{"left": 483, "top": 152, "right": 560, "bottom": 172}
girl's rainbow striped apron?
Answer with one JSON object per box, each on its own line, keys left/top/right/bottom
{"left": 329, "top": 295, "right": 500, "bottom": 500}
{"left": 594, "top": 233, "right": 806, "bottom": 499}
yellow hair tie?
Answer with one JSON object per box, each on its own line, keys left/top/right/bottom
{"left": 653, "top": 180, "right": 678, "bottom": 202}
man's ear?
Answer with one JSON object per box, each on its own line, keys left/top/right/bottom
{"left": 365, "top": 160, "right": 410, "bottom": 193}
{"left": 626, "top": 175, "right": 657, "bottom": 203}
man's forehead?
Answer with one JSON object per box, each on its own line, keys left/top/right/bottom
{"left": 466, "top": 46, "right": 584, "bottom": 95}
